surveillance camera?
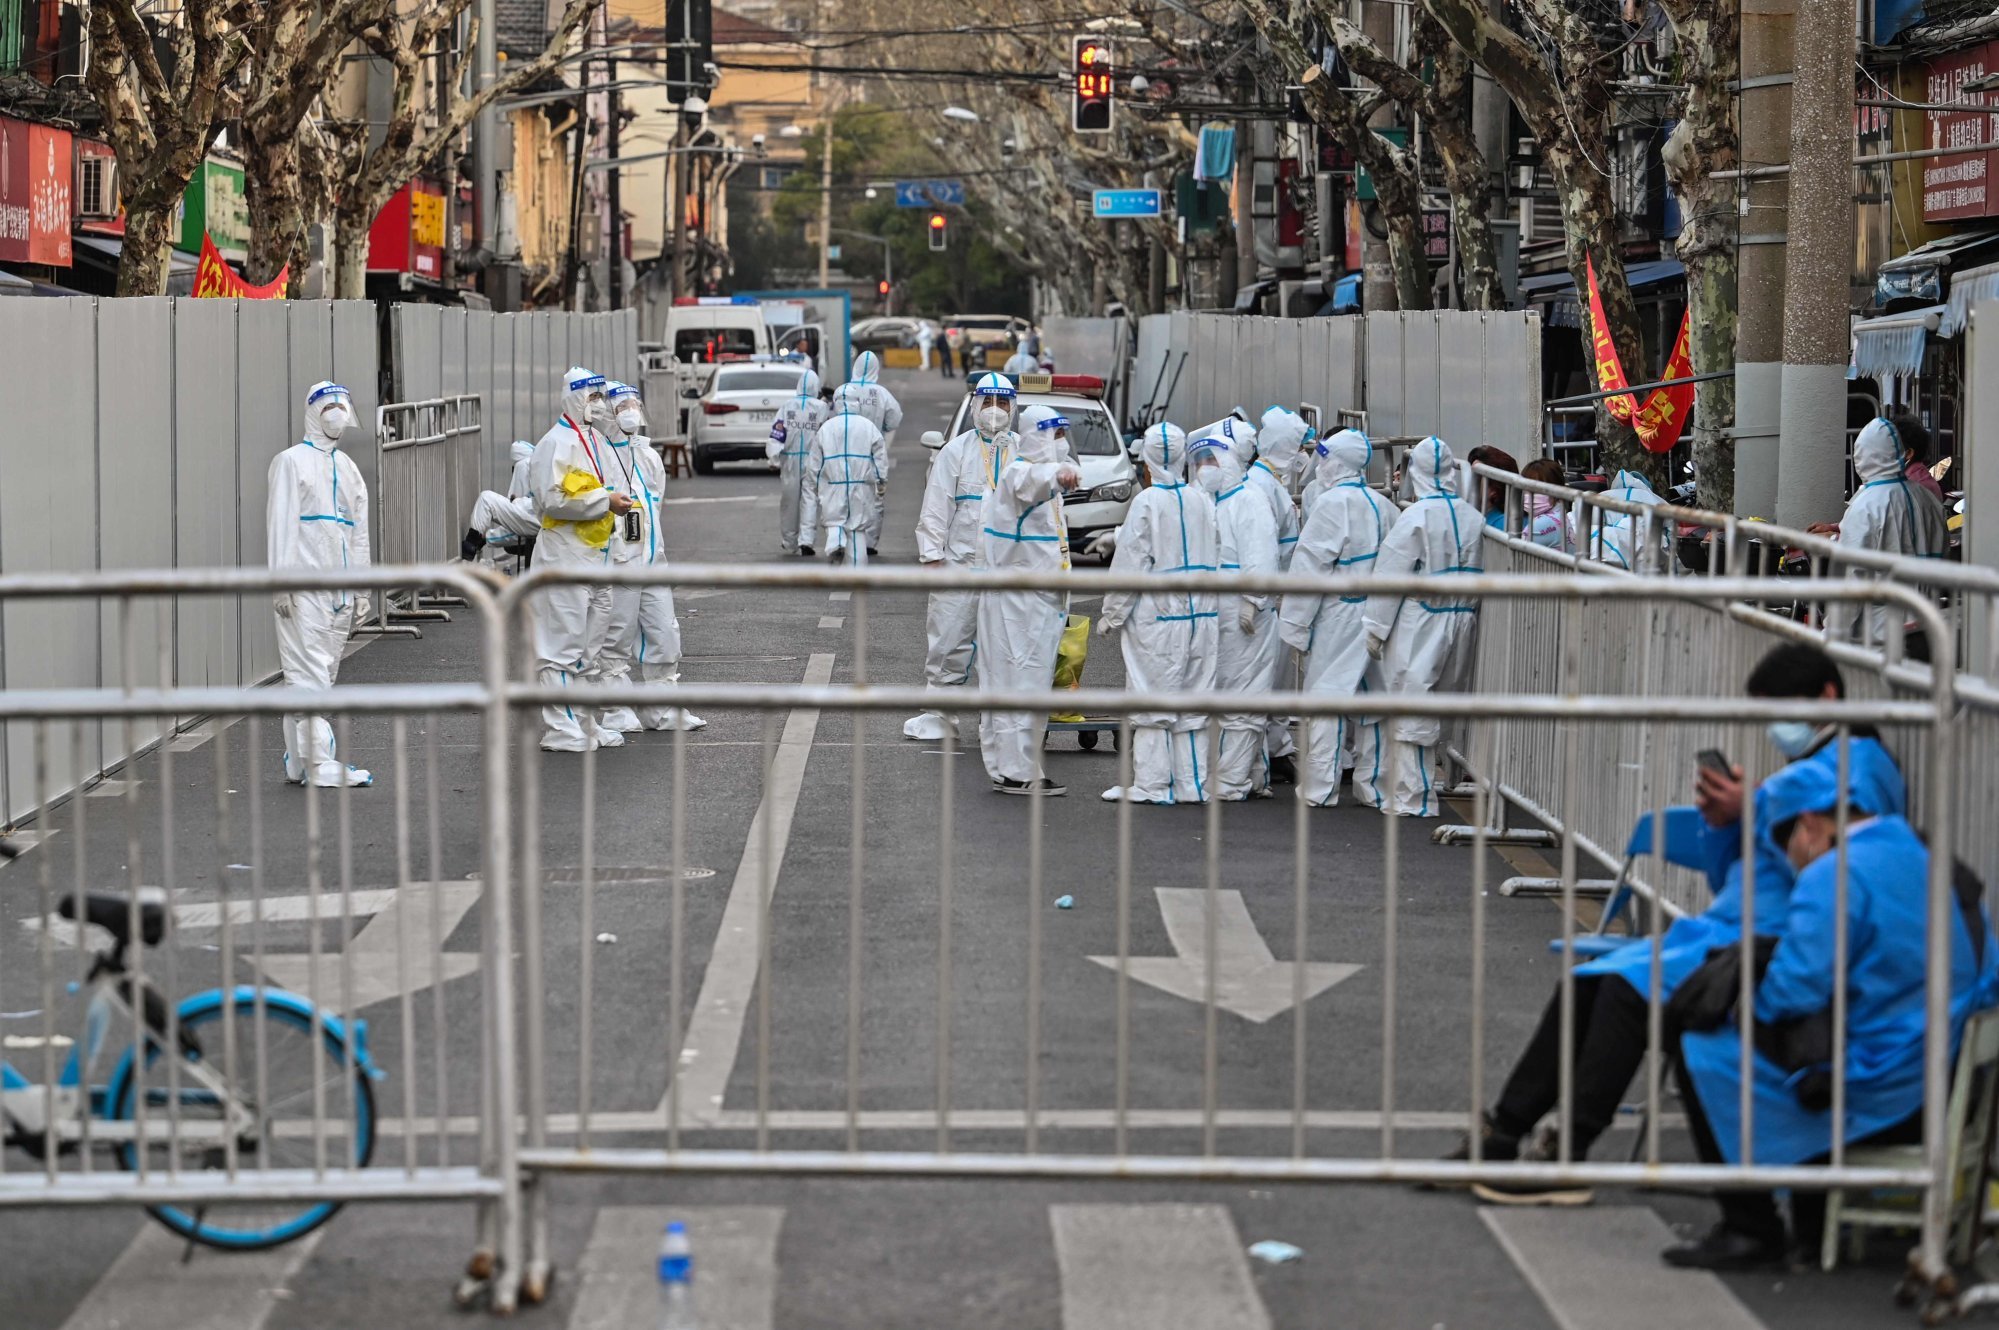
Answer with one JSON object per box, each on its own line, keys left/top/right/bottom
{"left": 1129, "top": 74, "right": 1149, "bottom": 95}
{"left": 751, "top": 132, "right": 766, "bottom": 146}
{"left": 683, "top": 96, "right": 708, "bottom": 116}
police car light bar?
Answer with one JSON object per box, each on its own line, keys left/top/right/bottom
{"left": 962, "top": 372, "right": 1107, "bottom": 398}
{"left": 672, "top": 295, "right": 763, "bottom": 306}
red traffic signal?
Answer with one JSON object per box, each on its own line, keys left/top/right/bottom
{"left": 1073, "top": 37, "right": 1112, "bottom": 133}
{"left": 927, "top": 212, "right": 948, "bottom": 251}
{"left": 877, "top": 279, "right": 890, "bottom": 296}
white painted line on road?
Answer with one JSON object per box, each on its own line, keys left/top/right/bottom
{"left": 661, "top": 494, "right": 763, "bottom": 506}
{"left": 259, "top": 881, "right": 482, "bottom": 1011}
{"left": 1052, "top": 1204, "right": 1271, "bottom": 1330}
{"left": 1481, "top": 1207, "right": 1767, "bottom": 1330}
{"left": 818, "top": 615, "right": 844, "bottom": 629}
{"left": 59, "top": 1222, "right": 322, "bottom": 1330}
{"left": 828, "top": 590, "right": 851, "bottom": 601}
{"left": 662, "top": 651, "right": 835, "bottom": 1121}
{"left": 86, "top": 779, "right": 141, "bottom": 799}
{"left": 1088, "top": 888, "right": 1361, "bottom": 1023}
{"left": 565, "top": 1206, "right": 783, "bottom": 1330}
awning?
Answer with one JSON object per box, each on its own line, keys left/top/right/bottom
{"left": 72, "top": 233, "right": 201, "bottom": 274}
{"left": 1943, "top": 259, "right": 1999, "bottom": 335}
{"left": 1851, "top": 304, "right": 1947, "bottom": 380}
{"left": 1516, "top": 259, "right": 1685, "bottom": 331}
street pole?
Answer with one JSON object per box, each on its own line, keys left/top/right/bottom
{"left": 1775, "top": 0, "right": 1853, "bottom": 527}
{"left": 607, "top": 49, "right": 623, "bottom": 310}
{"left": 472, "top": 0, "right": 498, "bottom": 303}
{"left": 884, "top": 240, "right": 893, "bottom": 315}
{"left": 669, "top": 116, "right": 687, "bottom": 300}
{"left": 817, "top": 97, "right": 835, "bottom": 288}
{"left": 1360, "top": 0, "right": 1398, "bottom": 313}
{"left": 1733, "top": 0, "right": 1796, "bottom": 517}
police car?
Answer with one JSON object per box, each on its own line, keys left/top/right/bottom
{"left": 926, "top": 373, "right": 1138, "bottom": 556}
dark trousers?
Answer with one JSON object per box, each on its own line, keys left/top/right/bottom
{"left": 1671, "top": 1036, "right": 1925, "bottom": 1241}
{"left": 1493, "top": 975, "right": 1653, "bottom": 1153}
{"left": 938, "top": 345, "right": 955, "bottom": 377}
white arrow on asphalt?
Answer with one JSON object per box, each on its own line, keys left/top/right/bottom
{"left": 257, "top": 881, "right": 482, "bottom": 1013}
{"left": 1088, "top": 888, "right": 1361, "bottom": 1024}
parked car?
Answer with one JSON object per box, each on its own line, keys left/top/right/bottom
{"left": 690, "top": 363, "right": 813, "bottom": 474}
{"left": 852, "top": 316, "right": 941, "bottom": 354}
{"left": 945, "top": 314, "right": 1030, "bottom": 356}
{"left": 929, "top": 373, "right": 1137, "bottom": 555}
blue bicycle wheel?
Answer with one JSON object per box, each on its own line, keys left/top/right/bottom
{"left": 109, "top": 995, "right": 376, "bottom": 1250}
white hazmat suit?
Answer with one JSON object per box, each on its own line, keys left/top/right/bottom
{"left": 1581, "top": 469, "right": 1668, "bottom": 571}
{"left": 906, "top": 380, "right": 1018, "bottom": 741}
{"left": 1361, "top": 436, "right": 1484, "bottom": 817}
{"left": 1099, "top": 424, "right": 1221, "bottom": 805}
{"left": 767, "top": 370, "right": 825, "bottom": 555}
{"left": 1252, "top": 407, "right": 1311, "bottom": 566}
{"left": 1280, "top": 430, "right": 1400, "bottom": 807}
{"left": 847, "top": 351, "right": 903, "bottom": 554}
{"left": 976, "top": 404, "right": 1074, "bottom": 791}
{"left": 268, "top": 382, "right": 373, "bottom": 788}
{"left": 529, "top": 367, "right": 626, "bottom": 751}
{"left": 1834, "top": 417, "right": 1950, "bottom": 644}
{"left": 1212, "top": 435, "right": 1283, "bottom": 800}
{"left": 803, "top": 391, "right": 889, "bottom": 565}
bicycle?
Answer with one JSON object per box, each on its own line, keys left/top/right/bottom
{"left": 1, "top": 838, "right": 382, "bottom": 1250}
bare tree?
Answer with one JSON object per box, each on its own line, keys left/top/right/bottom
{"left": 322, "top": 0, "right": 595, "bottom": 299}
{"left": 1659, "top": 0, "right": 1739, "bottom": 509}
{"left": 83, "top": 0, "right": 251, "bottom": 295}
{"left": 1419, "top": 0, "right": 1656, "bottom": 476}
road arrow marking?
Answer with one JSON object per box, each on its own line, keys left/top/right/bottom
{"left": 1088, "top": 888, "right": 1360, "bottom": 1023}
{"left": 257, "top": 881, "right": 482, "bottom": 1012}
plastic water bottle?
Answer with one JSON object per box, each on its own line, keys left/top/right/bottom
{"left": 658, "top": 1220, "right": 697, "bottom": 1329}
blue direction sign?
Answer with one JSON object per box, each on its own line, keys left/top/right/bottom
{"left": 1093, "top": 188, "right": 1162, "bottom": 219}
{"left": 894, "top": 179, "right": 966, "bottom": 208}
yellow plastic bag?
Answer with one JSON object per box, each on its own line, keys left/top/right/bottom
{"left": 1051, "top": 614, "right": 1090, "bottom": 722}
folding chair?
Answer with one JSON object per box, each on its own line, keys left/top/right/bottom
{"left": 1549, "top": 807, "right": 1710, "bottom": 961}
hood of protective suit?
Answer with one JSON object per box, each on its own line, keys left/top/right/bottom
{"left": 1258, "top": 407, "right": 1312, "bottom": 474}
{"left": 830, "top": 382, "right": 870, "bottom": 418}
{"left": 511, "top": 440, "right": 534, "bottom": 466}
{"left": 852, "top": 350, "right": 881, "bottom": 385}
{"left": 560, "top": 366, "right": 606, "bottom": 430}
{"left": 1201, "top": 416, "right": 1258, "bottom": 465}
{"left": 1758, "top": 737, "right": 1904, "bottom": 832}
{"left": 1608, "top": 469, "right": 1665, "bottom": 506}
{"left": 1407, "top": 436, "right": 1460, "bottom": 500}
{"left": 1015, "top": 404, "right": 1067, "bottom": 464}
{"left": 794, "top": 369, "right": 823, "bottom": 401}
{"left": 1141, "top": 423, "right": 1190, "bottom": 482}
{"left": 1315, "top": 429, "right": 1371, "bottom": 488}
{"left": 1853, "top": 418, "right": 1904, "bottom": 482}
{"left": 303, "top": 381, "right": 352, "bottom": 448}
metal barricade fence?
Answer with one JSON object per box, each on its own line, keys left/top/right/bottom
{"left": 0, "top": 561, "right": 1977, "bottom": 1314}
{"left": 493, "top": 563, "right": 1967, "bottom": 1307}
{"left": 377, "top": 395, "right": 486, "bottom": 568}
{"left": 0, "top": 566, "right": 521, "bottom": 1306}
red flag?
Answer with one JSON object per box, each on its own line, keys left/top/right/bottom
{"left": 193, "top": 233, "right": 288, "bottom": 299}
{"left": 1584, "top": 255, "right": 1695, "bottom": 454}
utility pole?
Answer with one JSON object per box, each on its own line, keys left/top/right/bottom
{"left": 1360, "top": 0, "right": 1398, "bottom": 313}
{"left": 668, "top": 118, "right": 687, "bottom": 299}
{"left": 816, "top": 96, "right": 835, "bottom": 287}
{"left": 607, "top": 46, "right": 623, "bottom": 310}
{"left": 1774, "top": 0, "right": 1853, "bottom": 527}
{"left": 471, "top": 0, "right": 499, "bottom": 305}
{"left": 1732, "top": 0, "right": 1795, "bottom": 518}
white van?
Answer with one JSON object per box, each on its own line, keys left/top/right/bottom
{"left": 663, "top": 298, "right": 775, "bottom": 366}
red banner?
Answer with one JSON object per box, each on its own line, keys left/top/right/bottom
{"left": 1585, "top": 255, "right": 1695, "bottom": 454}
{"left": 193, "top": 232, "right": 287, "bottom": 299}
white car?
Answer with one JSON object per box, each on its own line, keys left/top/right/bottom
{"left": 690, "top": 364, "right": 813, "bottom": 474}
{"left": 929, "top": 374, "right": 1137, "bottom": 555}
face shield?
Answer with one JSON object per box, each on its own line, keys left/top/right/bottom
{"left": 1190, "top": 440, "right": 1228, "bottom": 493}
{"left": 305, "top": 381, "right": 355, "bottom": 445}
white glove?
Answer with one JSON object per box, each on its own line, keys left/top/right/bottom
{"left": 1085, "top": 531, "right": 1117, "bottom": 558}
{"left": 1096, "top": 618, "right": 1121, "bottom": 638}
{"left": 273, "top": 593, "right": 294, "bottom": 619}
{"left": 352, "top": 595, "right": 373, "bottom": 625}
{"left": 1056, "top": 466, "right": 1081, "bottom": 490}
{"left": 1366, "top": 631, "right": 1388, "bottom": 661}
{"left": 1237, "top": 601, "right": 1257, "bottom": 635}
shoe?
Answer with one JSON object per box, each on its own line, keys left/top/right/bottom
{"left": 799, "top": 546, "right": 814, "bottom": 557}
{"left": 308, "top": 764, "right": 374, "bottom": 789}
{"left": 540, "top": 737, "right": 595, "bottom": 753}
{"left": 1470, "top": 1179, "right": 1596, "bottom": 1207}
{"left": 1420, "top": 1113, "right": 1519, "bottom": 1189}
{"left": 994, "top": 776, "right": 1066, "bottom": 797}
{"left": 601, "top": 706, "right": 643, "bottom": 733}
{"left": 1660, "top": 1222, "right": 1788, "bottom": 1271}
{"left": 867, "top": 547, "right": 879, "bottom": 559}
{"left": 460, "top": 528, "right": 488, "bottom": 561}
{"left": 643, "top": 710, "right": 707, "bottom": 732}
{"left": 903, "top": 712, "right": 953, "bottom": 741}
{"left": 1268, "top": 754, "right": 1298, "bottom": 785}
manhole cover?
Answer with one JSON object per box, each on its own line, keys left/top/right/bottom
{"left": 545, "top": 866, "right": 718, "bottom": 883}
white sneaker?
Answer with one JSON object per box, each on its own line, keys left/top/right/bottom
{"left": 601, "top": 706, "right": 643, "bottom": 733}
{"left": 540, "top": 735, "right": 595, "bottom": 753}
{"left": 592, "top": 728, "right": 626, "bottom": 749}
{"left": 643, "top": 710, "right": 707, "bottom": 732}
{"left": 309, "top": 765, "right": 373, "bottom": 788}
{"left": 903, "top": 712, "right": 953, "bottom": 741}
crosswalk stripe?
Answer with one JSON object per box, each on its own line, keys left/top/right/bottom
{"left": 59, "top": 1223, "right": 322, "bottom": 1330}
{"left": 1051, "top": 1203, "right": 1272, "bottom": 1330}
{"left": 1481, "top": 1206, "right": 1768, "bottom": 1330}
{"left": 565, "top": 1206, "right": 784, "bottom": 1330}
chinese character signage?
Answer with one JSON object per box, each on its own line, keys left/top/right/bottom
{"left": 1584, "top": 256, "right": 1695, "bottom": 454}
{"left": 0, "top": 117, "right": 73, "bottom": 266}
{"left": 1923, "top": 41, "right": 1999, "bottom": 221}
{"left": 367, "top": 180, "right": 448, "bottom": 280}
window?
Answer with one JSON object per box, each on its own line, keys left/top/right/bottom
{"left": 77, "top": 155, "right": 119, "bottom": 219}
{"left": 674, "top": 327, "right": 758, "bottom": 361}
{"left": 716, "top": 369, "right": 806, "bottom": 392}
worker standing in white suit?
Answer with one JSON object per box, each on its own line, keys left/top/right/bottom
{"left": 1211, "top": 429, "right": 1283, "bottom": 800}
{"left": 267, "top": 381, "right": 374, "bottom": 788}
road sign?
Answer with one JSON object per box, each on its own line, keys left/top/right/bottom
{"left": 894, "top": 179, "right": 966, "bottom": 208}
{"left": 827, "top": 244, "right": 842, "bottom": 261}
{"left": 1092, "top": 188, "right": 1161, "bottom": 219}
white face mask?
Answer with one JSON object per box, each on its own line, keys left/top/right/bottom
{"left": 586, "top": 396, "right": 613, "bottom": 427}
{"left": 617, "top": 407, "right": 645, "bottom": 434}
{"left": 977, "top": 404, "right": 1011, "bottom": 435}
{"left": 321, "top": 405, "right": 351, "bottom": 439}
{"left": 1194, "top": 462, "right": 1226, "bottom": 493}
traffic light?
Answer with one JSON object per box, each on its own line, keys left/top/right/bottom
{"left": 877, "top": 279, "right": 890, "bottom": 296}
{"left": 928, "top": 212, "right": 948, "bottom": 251}
{"left": 1073, "top": 36, "right": 1112, "bottom": 134}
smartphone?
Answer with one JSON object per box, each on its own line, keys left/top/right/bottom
{"left": 622, "top": 508, "right": 644, "bottom": 544}
{"left": 1695, "top": 748, "right": 1732, "bottom": 777}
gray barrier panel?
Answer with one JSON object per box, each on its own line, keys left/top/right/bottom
{"left": 172, "top": 299, "right": 241, "bottom": 695}
{"left": 1482, "top": 312, "right": 1542, "bottom": 451}
{"left": 468, "top": 311, "right": 501, "bottom": 492}
{"left": 1438, "top": 313, "right": 1487, "bottom": 447}
{"left": 440, "top": 308, "right": 474, "bottom": 556}
{"left": 1364, "top": 312, "right": 1410, "bottom": 438}
{"left": 96, "top": 298, "right": 176, "bottom": 760}
{"left": 237, "top": 300, "right": 291, "bottom": 685}
{"left": 0, "top": 298, "right": 100, "bottom": 816}
{"left": 531, "top": 311, "right": 553, "bottom": 429}
{"left": 332, "top": 301, "right": 381, "bottom": 554}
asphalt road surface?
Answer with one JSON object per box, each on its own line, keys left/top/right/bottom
{"left": 0, "top": 370, "right": 1918, "bottom": 1329}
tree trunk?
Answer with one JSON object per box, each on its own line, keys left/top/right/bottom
{"left": 117, "top": 194, "right": 181, "bottom": 296}
{"left": 1441, "top": 152, "right": 1503, "bottom": 310}
{"left": 1662, "top": 0, "right": 1741, "bottom": 512}
{"left": 244, "top": 134, "right": 309, "bottom": 293}
{"left": 1371, "top": 163, "right": 1434, "bottom": 312}
{"left": 334, "top": 207, "right": 374, "bottom": 300}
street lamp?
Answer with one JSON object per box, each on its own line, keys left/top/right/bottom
{"left": 942, "top": 106, "right": 980, "bottom": 123}
{"left": 865, "top": 187, "right": 878, "bottom": 199}
{"left": 778, "top": 124, "right": 803, "bottom": 139}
